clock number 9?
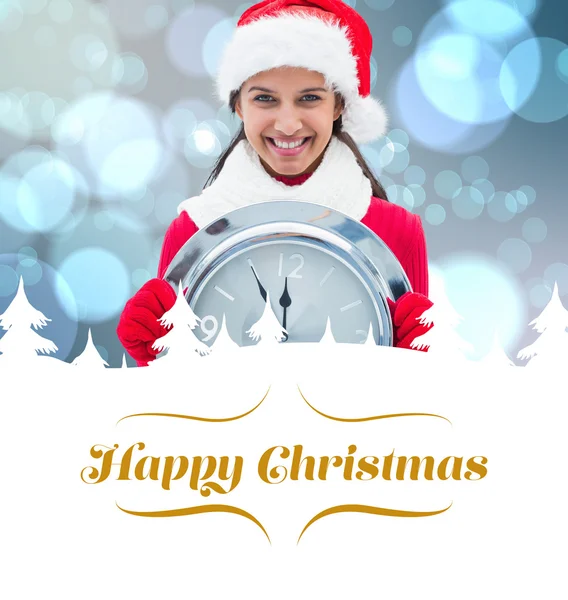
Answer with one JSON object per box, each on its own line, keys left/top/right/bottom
{"left": 278, "top": 253, "right": 304, "bottom": 278}
{"left": 200, "top": 315, "right": 218, "bottom": 341}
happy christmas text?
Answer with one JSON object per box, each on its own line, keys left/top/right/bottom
{"left": 81, "top": 443, "right": 488, "bottom": 495}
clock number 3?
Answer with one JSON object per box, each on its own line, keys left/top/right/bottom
{"left": 278, "top": 253, "right": 304, "bottom": 279}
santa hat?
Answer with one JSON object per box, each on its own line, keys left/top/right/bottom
{"left": 215, "top": 0, "right": 388, "bottom": 144}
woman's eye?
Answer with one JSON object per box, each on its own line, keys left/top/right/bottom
{"left": 253, "top": 95, "right": 322, "bottom": 103}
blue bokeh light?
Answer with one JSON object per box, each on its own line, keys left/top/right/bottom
{"left": 528, "top": 281, "right": 552, "bottom": 308}
{"left": 425, "top": 204, "right": 446, "bottom": 226}
{"left": 184, "top": 119, "right": 232, "bottom": 168}
{"left": 0, "top": 148, "right": 89, "bottom": 234}
{"left": 111, "top": 53, "right": 148, "bottom": 94}
{"left": 434, "top": 253, "right": 526, "bottom": 360}
{"left": 393, "top": 26, "right": 412, "bottom": 47}
{"left": 487, "top": 191, "right": 517, "bottom": 222}
{"left": 79, "top": 95, "right": 164, "bottom": 197}
{"left": 415, "top": 33, "right": 512, "bottom": 124}
{"left": 445, "top": 0, "right": 530, "bottom": 41}
{"left": 57, "top": 247, "right": 130, "bottom": 323}
{"left": 203, "top": 17, "right": 237, "bottom": 78}
{"left": 404, "top": 165, "right": 426, "bottom": 185}
{"left": 497, "top": 238, "right": 532, "bottom": 273}
{"left": 522, "top": 217, "right": 547, "bottom": 243}
{"left": 461, "top": 156, "right": 490, "bottom": 183}
{"left": 557, "top": 48, "right": 568, "bottom": 81}
{"left": 404, "top": 184, "right": 426, "bottom": 209}
{"left": 393, "top": 58, "right": 510, "bottom": 153}
{"left": 167, "top": 4, "right": 228, "bottom": 78}
{"left": 501, "top": 37, "right": 568, "bottom": 123}
{"left": 451, "top": 186, "right": 485, "bottom": 220}
{"left": 518, "top": 184, "right": 536, "bottom": 205}
{"left": 380, "top": 143, "right": 410, "bottom": 174}
{"left": 471, "top": 178, "right": 495, "bottom": 202}
{"left": 434, "top": 170, "right": 462, "bottom": 200}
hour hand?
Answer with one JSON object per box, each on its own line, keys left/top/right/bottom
{"left": 279, "top": 277, "right": 292, "bottom": 341}
{"left": 249, "top": 263, "right": 267, "bottom": 302}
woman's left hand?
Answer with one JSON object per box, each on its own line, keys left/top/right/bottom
{"left": 388, "top": 292, "right": 433, "bottom": 351}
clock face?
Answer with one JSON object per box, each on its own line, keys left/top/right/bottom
{"left": 190, "top": 242, "right": 382, "bottom": 347}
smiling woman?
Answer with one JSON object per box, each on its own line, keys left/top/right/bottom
{"left": 117, "top": 0, "right": 434, "bottom": 366}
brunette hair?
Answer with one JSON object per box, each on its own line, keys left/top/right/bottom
{"left": 203, "top": 89, "right": 390, "bottom": 202}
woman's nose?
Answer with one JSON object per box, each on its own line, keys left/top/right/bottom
{"left": 274, "top": 106, "right": 303, "bottom": 135}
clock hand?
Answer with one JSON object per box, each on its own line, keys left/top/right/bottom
{"left": 279, "top": 277, "right": 292, "bottom": 341}
{"left": 250, "top": 265, "right": 267, "bottom": 302}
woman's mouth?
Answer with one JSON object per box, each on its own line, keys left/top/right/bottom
{"left": 266, "top": 137, "right": 312, "bottom": 156}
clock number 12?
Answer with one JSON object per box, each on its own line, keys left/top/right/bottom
{"left": 278, "top": 253, "right": 304, "bottom": 279}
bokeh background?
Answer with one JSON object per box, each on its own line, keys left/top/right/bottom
{"left": 0, "top": 0, "right": 567, "bottom": 366}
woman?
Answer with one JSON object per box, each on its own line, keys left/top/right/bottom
{"left": 117, "top": 0, "right": 433, "bottom": 366}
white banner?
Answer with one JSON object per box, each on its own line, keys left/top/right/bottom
{"left": 1, "top": 343, "right": 566, "bottom": 599}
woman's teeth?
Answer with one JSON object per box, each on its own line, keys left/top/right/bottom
{"left": 270, "top": 138, "right": 308, "bottom": 149}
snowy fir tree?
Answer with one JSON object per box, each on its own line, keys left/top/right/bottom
{"left": 247, "top": 292, "right": 287, "bottom": 344}
{"left": 479, "top": 333, "right": 515, "bottom": 368}
{"left": 410, "top": 276, "right": 472, "bottom": 360}
{"left": 152, "top": 282, "right": 210, "bottom": 366}
{"left": 210, "top": 314, "right": 239, "bottom": 354}
{"left": 319, "top": 316, "right": 337, "bottom": 345}
{"left": 364, "top": 321, "right": 376, "bottom": 346}
{"left": 517, "top": 282, "right": 568, "bottom": 368}
{"left": 72, "top": 328, "right": 109, "bottom": 368}
{"left": 0, "top": 276, "right": 58, "bottom": 361}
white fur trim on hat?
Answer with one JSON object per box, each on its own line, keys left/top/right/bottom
{"left": 215, "top": 13, "right": 387, "bottom": 144}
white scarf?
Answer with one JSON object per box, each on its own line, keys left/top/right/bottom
{"left": 177, "top": 136, "right": 372, "bottom": 228}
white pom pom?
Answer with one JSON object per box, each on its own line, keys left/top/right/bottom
{"left": 342, "top": 94, "right": 389, "bottom": 144}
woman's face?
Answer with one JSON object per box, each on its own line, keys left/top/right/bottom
{"left": 235, "top": 67, "right": 343, "bottom": 177}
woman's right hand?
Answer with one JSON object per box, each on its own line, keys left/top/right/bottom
{"left": 117, "top": 278, "right": 177, "bottom": 366}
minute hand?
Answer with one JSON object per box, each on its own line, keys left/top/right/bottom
{"left": 279, "top": 277, "right": 292, "bottom": 341}
{"left": 250, "top": 265, "right": 267, "bottom": 302}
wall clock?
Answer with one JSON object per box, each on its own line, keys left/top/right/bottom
{"left": 164, "top": 201, "right": 411, "bottom": 347}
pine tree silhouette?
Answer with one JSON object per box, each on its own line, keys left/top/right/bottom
{"left": 0, "top": 276, "right": 58, "bottom": 360}
{"left": 152, "top": 281, "right": 210, "bottom": 365}
{"left": 319, "top": 316, "right": 337, "bottom": 344}
{"left": 480, "top": 333, "right": 515, "bottom": 367}
{"left": 364, "top": 321, "right": 376, "bottom": 346}
{"left": 517, "top": 281, "right": 568, "bottom": 368}
{"left": 72, "top": 329, "right": 109, "bottom": 368}
{"left": 247, "top": 292, "right": 286, "bottom": 344}
{"left": 210, "top": 314, "right": 239, "bottom": 353}
{"left": 411, "top": 276, "right": 472, "bottom": 359}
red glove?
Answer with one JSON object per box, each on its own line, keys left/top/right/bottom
{"left": 117, "top": 279, "right": 177, "bottom": 366}
{"left": 388, "top": 292, "right": 434, "bottom": 351}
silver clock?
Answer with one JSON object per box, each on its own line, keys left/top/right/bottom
{"left": 164, "top": 201, "right": 412, "bottom": 347}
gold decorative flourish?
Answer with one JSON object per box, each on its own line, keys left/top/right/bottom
{"left": 117, "top": 503, "right": 271, "bottom": 544}
{"left": 298, "top": 502, "right": 453, "bottom": 543}
{"left": 297, "top": 385, "right": 451, "bottom": 424}
{"left": 117, "top": 385, "right": 271, "bottom": 425}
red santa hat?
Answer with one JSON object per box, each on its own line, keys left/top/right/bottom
{"left": 215, "top": 0, "right": 388, "bottom": 144}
